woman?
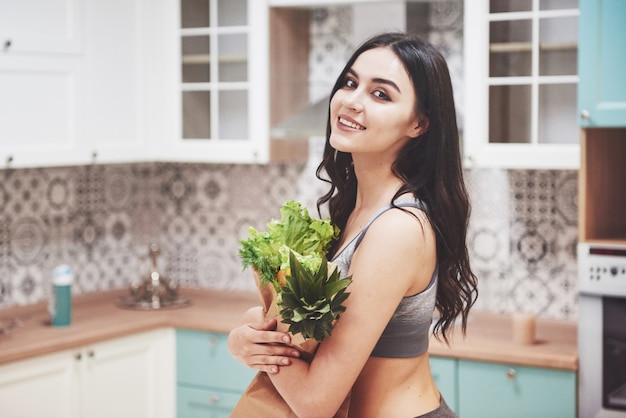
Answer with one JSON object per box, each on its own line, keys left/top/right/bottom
{"left": 229, "top": 32, "right": 478, "bottom": 418}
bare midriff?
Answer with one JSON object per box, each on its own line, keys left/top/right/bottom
{"left": 348, "top": 353, "right": 440, "bottom": 418}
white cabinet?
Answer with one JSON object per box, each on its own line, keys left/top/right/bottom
{"left": 0, "top": 54, "right": 85, "bottom": 168}
{"left": 79, "top": 329, "right": 175, "bottom": 418}
{"left": 0, "top": 329, "right": 175, "bottom": 418}
{"left": 0, "top": 0, "right": 85, "bottom": 168}
{"left": 0, "top": 0, "right": 83, "bottom": 55}
{"left": 0, "top": 0, "right": 174, "bottom": 168}
{"left": 77, "top": 0, "right": 162, "bottom": 166}
{"left": 0, "top": 348, "right": 78, "bottom": 418}
{"left": 463, "top": 0, "right": 580, "bottom": 169}
{"left": 1, "top": 0, "right": 270, "bottom": 167}
{"left": 161, "top": 0, "right": 269, "bottom": 164}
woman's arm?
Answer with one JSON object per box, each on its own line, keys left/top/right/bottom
{"left": 267, "top": 209, "right": 436, "bottom": 417}
{"left": 228, "top": 306, "right": 301, "bottom": 374}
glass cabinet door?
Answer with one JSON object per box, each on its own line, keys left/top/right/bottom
{"left": 180, "top": 0, "right": 249, "bottom": 141}
{"left": 488, "top": 0, "right": 579, "bottom": 146}
{"left": 464, "top": 0, "right": 580, "bottom": 168}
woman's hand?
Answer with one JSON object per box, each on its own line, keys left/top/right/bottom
{"left": 228, "top": 306, "right": 300, "bottom": 374}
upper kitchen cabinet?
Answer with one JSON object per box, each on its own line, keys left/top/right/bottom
{"left": 578, "top": 0, "right": 626, "bottom": 127}
{"left": 0, "top": 0, "right": 84, "bottom": 168}
{"left": 0, "top": 0, "right": 83, "bottom": 55}
{"left": 0, "top": 54, "right": 85, "bottom": 168}
{"left": 0, "top": 0, "right": 165, "bottom": 168}
{"left": 79, "top": 0, "right": 163, "bottom": 165}
{"left": 157, "top": 0, "right": 270, "bottom": 164}
{"left": 463, "top": 0, "right": 580, "bottom": 169}
{"left": 577, "top": 2, "right": 626, "bottom": 245}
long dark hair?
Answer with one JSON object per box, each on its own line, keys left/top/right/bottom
{"left": 316, "top": 32, "right": 477, "bottom": 343}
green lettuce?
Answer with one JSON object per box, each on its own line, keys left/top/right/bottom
{"left": 238, "top": 200, "right": 340, "bottom": 287}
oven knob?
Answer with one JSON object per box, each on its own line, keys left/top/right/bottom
{"left": 611, "top": 266, "right": 618, "bottom": 276}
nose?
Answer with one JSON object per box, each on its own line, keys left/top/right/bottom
{"left": 342, "top": 89, "right": 364, "bottom": 112}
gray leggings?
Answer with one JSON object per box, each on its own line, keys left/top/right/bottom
{"left": 414, "top": 396, "right": 458, "bottom": 418}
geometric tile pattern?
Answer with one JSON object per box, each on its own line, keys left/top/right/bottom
{"left": 0, "top": 166, "right": 580, "bottom": 320}
{"left": 0, "top": 162, "right": 307, "bottom": 308}
{"left": 467, "top": 169, "right": 579, "bottom": 319}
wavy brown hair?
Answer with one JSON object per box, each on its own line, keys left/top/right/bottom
{"left": 316, "top": 32, "right": 477, "bottom": 343}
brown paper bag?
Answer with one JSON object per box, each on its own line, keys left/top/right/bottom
{"left": 230, "top": 269, "right": 350, "bottom": 417}
{"left": 231, "top": 372, "right": 350, "bottom": 418}
{"left": 230, "top": 372, "right": 299, "bottom": 418}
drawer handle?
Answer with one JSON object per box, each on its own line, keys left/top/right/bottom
{"left": 74, "top": 352, "right": 82, "bottom": 361}
{"left": 580, "top": 109, "right": 590, "bottom": 121}
{"left": 506, "top": 368, "right": 516, "bottom": 380}
{"left": 209, "top": 395, "right": 220, "bottom": 404}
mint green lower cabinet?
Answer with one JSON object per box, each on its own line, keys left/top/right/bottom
{"left": 457, "top": 360, "right": 576, "bottom": 418}
{"left": 177, "top": 386, "right": 243, "bottom": 418}
{"left": 430, "top": 356, "right": 459, "bottom": 414}
{"left": 176, "top": 329, "right": 256, "bottom": 418}
{"left": 176, "top": 330, "right": 577, "bottom": 418}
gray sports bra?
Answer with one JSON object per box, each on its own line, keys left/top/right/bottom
{"left": 331, "top": 197, "right": 437, "bottom": 358}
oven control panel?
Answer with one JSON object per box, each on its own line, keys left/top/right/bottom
{"left": 579, "top": 243, "right": 626, "bottom": 297}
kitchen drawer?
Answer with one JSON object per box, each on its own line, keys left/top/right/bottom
{"left": 176, "top": 329, "right": 255, "bottom": 392}
{"left": 458, "top": 359, "right": 576, "bottom": 418}
{"left": 429, "top": 356, "right": 459, "bottom": 414}
{"left": 177, "top": 385, "right": 242, "bottom": 418}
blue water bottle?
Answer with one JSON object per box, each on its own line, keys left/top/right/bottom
{"left": 50, "top": 265, "right": 73, "bottom": 327}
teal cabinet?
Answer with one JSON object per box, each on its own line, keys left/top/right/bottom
{"left": 578, "top": 0, "right": 626, "bottom": 126}
{"left": 429, "top": 356, "right": 459, "bottom": 414}
{"left": 457, "top": 360, "right": 576, "bottom": 418}
{"left": 430, "top": 357, "right": 576, "bottom": 418}
{"left": 176, "top": 329, "right": 256, "bottom": 418}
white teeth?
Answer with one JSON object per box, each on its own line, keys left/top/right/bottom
{"left": 339, "top": 117, "right": 365, "bottom": 130}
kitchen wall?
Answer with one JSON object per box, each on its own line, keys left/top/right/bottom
{"left": 0, "top": 1, "right": 578, "bottom": 320}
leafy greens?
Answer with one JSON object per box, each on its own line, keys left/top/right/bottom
{"left": 238, "top": 200, "right": 340, "bottom": 287}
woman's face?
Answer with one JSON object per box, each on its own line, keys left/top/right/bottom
{"left": 329, "top": 47, "right": 424, "bottom": 157}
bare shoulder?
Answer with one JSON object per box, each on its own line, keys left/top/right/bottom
{"left": 352, "top": 205, "right": 436, "bottom": 294}
{"left": 367, "top": 205, "right": 434, "bottom": 246}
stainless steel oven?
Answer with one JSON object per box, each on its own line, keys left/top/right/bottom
{"left": 579, "top": 243, "right": 626, "bottom": 418}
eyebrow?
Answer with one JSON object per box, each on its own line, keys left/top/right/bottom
{"left": 347, "top": 68, "right": 401, "bottom": 94}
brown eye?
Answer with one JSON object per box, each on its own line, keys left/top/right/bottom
{"left": 344, "top": 78, "right": 357, "bottom": 89}
{"left": 373, "top": 90, "right": 391, "bottom": 101}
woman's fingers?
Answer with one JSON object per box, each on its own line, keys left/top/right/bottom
{"left": 228, "top": 305, "right": 301, "bottom": 374}
{"left": 239, "top": 327, "right": 300, "bottom": 358}
{"left": 228, "top": 321, "right": 300, "bottom": 371}
{"left": 248, "top": 346, "right": 300, "bottom": 375}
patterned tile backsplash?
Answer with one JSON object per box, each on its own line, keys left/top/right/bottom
{"left": 466, "top": 169, "right": 578, "bottom": 319}
{"left": 0, "top": 163, "right": 578, "bottom": 320}
{"left": 0, "top": 1, "right": 579, "bottom": 320}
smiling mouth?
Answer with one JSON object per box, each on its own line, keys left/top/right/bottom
{"left": 338, "top": 117, "right": 365, "bottom": 130}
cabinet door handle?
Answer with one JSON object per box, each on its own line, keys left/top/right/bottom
{"left": 87, "top": 350, "right": 95, "bottom": 358}
{"left": 209, "top": 395, "right": 220, "bottom": 404}
{"left": 74, "top": 352, "right": 82, "bottom": 361}
{"left": 580, "top": 109, "right": 590, "bottom": 121}
{"left": 3, "top": 39, "right": 10, "bottom": 50}
{"left": 506, "top": 368, "right": 516, "bottom": 379}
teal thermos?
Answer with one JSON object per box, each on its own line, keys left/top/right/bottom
{"left": 50, "top": 264, "right": 73, "bottom": 327}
